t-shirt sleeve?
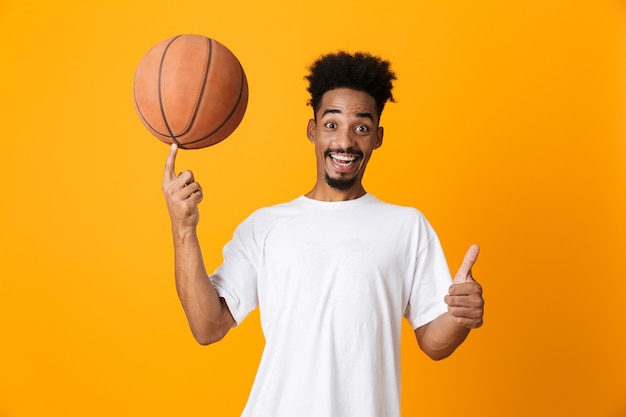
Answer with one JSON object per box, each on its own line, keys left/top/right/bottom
{"left": 404, "top": 218, "right": 452, "bottom": 330}
{"left": 209, "top": 214, "right": 260, "bottom": 326}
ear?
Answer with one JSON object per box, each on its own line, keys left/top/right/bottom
{"left": 307, "top": 119, "right": 316, "bottom": 143}
{"left": 374, "top": 126, "right": 384, "bottom": 149}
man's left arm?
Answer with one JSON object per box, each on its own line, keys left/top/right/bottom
{"left": 415, "top": 245, "right": 484, "bottom": 360}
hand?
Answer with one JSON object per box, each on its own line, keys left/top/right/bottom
{"left": 445, "top": 244, "right": 484, "bottom": 329}
{"left": 162, "top": 144, "right": 203, "bottom": 231}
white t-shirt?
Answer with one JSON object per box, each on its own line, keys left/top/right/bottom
{"left": 210, "top": 194, "right": 452, "bottom": 417}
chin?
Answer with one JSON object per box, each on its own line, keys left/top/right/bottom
{"left": 325, "top": 173, "right": 358, "bottom": 191}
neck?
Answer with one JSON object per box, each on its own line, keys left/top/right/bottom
{"left": 304, "top": 183, "right": 367, "bottom": 202}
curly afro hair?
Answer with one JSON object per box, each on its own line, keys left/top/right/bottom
{"left": 305, "top": 51, "right": 396, "bottom": 119}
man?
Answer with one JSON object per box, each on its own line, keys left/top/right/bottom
{"left": 162, "top": 51, "right": 484, "bottom": 417}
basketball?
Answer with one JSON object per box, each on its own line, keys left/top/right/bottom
{"left": 133, "top": 34, "right": 248, "bottom": 149}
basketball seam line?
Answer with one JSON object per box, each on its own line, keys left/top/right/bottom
{"left": 158, "top": 35, "right": 184, "bottom": 148}
{"left": 182, "top": 60, "right": 247, "bottom": 147}
{"left": 177, "top": 37, "right": 213, "bottom": 147}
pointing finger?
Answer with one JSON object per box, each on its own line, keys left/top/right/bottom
{"left": 163, "top": 143, "right": 178, "bottom": 183}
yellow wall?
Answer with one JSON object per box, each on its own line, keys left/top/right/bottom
{"left": 1, "top": 1, "right": 625, "bottom": 416}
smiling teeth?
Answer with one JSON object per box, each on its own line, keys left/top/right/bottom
{"left": 331, "top": 154, "right": 357, "bottom": 162}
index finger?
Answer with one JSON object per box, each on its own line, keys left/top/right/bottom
{"left": 456, "top": 244, "right": 480, "bottom": 279}
{"left": 163, "top": 143, "right": 178, "bottom": 182}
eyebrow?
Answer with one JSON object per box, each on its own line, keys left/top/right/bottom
{"left": 321, "top": 108, "right": 375, "bottom": 122}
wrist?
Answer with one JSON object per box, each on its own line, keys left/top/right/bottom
{"left": 172, "top": 224, "right": 198, "bottom": 244}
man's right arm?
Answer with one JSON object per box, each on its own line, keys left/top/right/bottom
{"left": 162, "top": 144, "right": 235, "bottom": 345}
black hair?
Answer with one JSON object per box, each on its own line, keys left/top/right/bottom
{"left": 305, "top": 51, "right": 396, "bottom": 118}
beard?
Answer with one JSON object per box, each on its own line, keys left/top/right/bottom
{"left": 323, "top": 147, "right": 363, "bottom": 191}
{"left": 324, "top": 172, "right": 358, "bottom": 191}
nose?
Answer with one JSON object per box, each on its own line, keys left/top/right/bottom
{"left": 333, "top": 127, "right": 356, "bottom": 150}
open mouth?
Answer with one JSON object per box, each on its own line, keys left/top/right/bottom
{"left": 329, "top": 152, "right": 358, "bottom": 166}
{"left": 323, "top": 150, "right": 363, "bottom": 190}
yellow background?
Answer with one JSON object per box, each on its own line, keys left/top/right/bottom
{"left": 1, "top": 0, "right": 625, "bottom": 416}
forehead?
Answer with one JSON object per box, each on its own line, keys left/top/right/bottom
{"left": 317, "top": 88, "right": 378, "bottom": 120}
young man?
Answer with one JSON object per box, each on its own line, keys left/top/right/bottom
{"left": 162, "top": 51, "right": 484, "bottom": 417}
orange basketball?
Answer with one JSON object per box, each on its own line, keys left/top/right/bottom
{"left": 133, "top": 34, "right": 248, "bottom": 149}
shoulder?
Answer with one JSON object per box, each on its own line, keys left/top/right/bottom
{"left": 234, "top": 196, "right": 304, "bottom": 233}
{"left": 368, "top": 195, "right": 439, "bottom": 240}
{"left": 367, "top": 195, "right": 429, "bottom": 221}
{"left": 246, "top": 196, "right": 305, "bottom": 220}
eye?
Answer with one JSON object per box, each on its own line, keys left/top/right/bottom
{"left": 355, "top": 124, "right": 369, "bottom": 133}
{"left": 325, "top": 122, "right": 337, "bottom": 129}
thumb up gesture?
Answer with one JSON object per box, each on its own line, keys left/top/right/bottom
{"left": 445, "top": 245, "right": 484, "bottom": 329}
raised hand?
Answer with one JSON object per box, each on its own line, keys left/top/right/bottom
{"left": 445, "top": 245, "right": 484, "bottom": 328}
{"left": 162, "top": 144, "right": 203, "bottom": 231}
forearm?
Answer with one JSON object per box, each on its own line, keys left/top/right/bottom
{"left": 415, "top": 312, "right": 471, "bottom": 361}
{"left": 173, "top": 227, "right": 233, "bottom": 345}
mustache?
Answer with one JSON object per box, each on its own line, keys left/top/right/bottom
{"left": 324, "top": 148, "right": 364, "bottom": 158}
